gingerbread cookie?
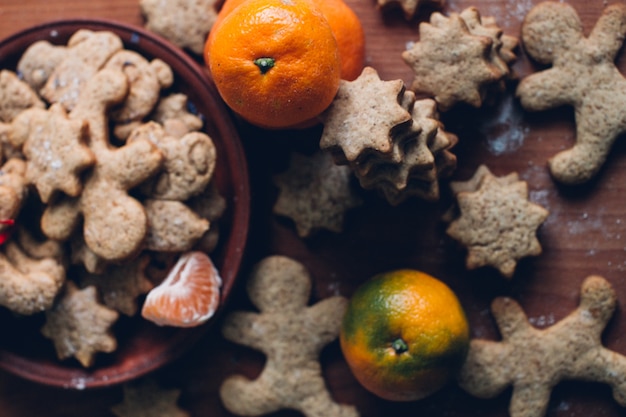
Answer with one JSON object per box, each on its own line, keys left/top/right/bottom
{"left": 516, "top": 2, "right": 626, "bottom": 184}
{"left": 273, "top": 151, "right": 363, "bottom": 237}
{"left": 9, "top": 103, "right": 94, "bottom": 203}
{"left": 458, "top": 275, "right": 626, "bottom": 417}
{"left": 41, "top": 69, "right": 164, "bottom": 263}
{"left": 128, "top": 121, "right": 216, "bottom": 201}
{"left": 0, "top": 70, "right": 44, "bottom": 123}
{"left": 446, "top": 165, "right": 549, "bottom": 278}
{"left": 80, "top": 254, "right": 154, "bottom": 316}
{"left": 16, "top": 40, "right": 68, "bottom": 91}
{"left": 143, "top": 199, "right": 210, "bottom": 252}
{"left": 140, "top": 0, "right": 219, "bottom": 55}
{"left": 151, "top": 93, "right": 203, "bottom": 136}
{"left": 0, "top": 240, "right": 65, "bottom": 315}
{"left": 320, "top": 66, "right": 411, "bottom": 164}
{"left": 402, "top": 9, "right": 509, "bottom": 111}
{"left": 220, "top": 255, "right": 358, "bottom": 417}
{"left": 104, "top": 49, "right": 174, "bottom": 139}
{"left": 38, "top": 30, "right": 124, "bottom": 110}
{"left": 320, "top": 68, "right": 457, "bottom": 204}
{"left": 0, "top": 158, "right": 27, "bottom": 235}
{"left": 41, "top": 281, "right": 119, "bottom": 367}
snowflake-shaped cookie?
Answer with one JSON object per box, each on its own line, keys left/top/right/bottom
{"left": 273, "top": 151, "right": 362, "bottom": 237}
{"left": 320, "top": 66, "right": 412, "bottom": 164}
{"left": 446, "top": 166, "right": 549, "bottom": 278}
{"left": 402, "top": 11, "right": 503, "bottom": 111}
{"left": 458, "top": 275, "right": 626, "bottom": 417}
{"left": 41, "top": 281, "right": 119, "bottom": 367}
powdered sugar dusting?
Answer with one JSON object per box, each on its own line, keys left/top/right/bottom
{"left": 480, "top": 94, "right": 529, "bottom": 156}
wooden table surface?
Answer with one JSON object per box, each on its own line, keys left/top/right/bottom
{"left": 0, "top": 0, "right": 625, "bottom": 416}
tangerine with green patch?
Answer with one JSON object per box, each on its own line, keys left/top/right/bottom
{"left": 340, "top": 269, "right": 470, "bottom": 401}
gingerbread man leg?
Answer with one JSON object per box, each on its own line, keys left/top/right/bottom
{"left": 220, "top": 375, "right": 283, "bottom": 416}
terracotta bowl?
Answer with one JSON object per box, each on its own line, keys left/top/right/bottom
{"left": 0, "top": 19, "right": 250, "bottom": 389}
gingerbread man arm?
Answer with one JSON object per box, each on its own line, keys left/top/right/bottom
{"left": 305, "top": 296, "right": 348, "bottom": 349}
{"left": 221, "top": 311, "right": 268, "bottom": 352}
{"left": 588, "top": 3, "right": 626, "bottom": 59}
{"left": 516, "top": 68, "right": 577, "bottom": 111}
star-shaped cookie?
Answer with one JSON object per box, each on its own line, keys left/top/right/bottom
{"left": 11, "top": 104, "right": 94, "bottom": 203}
{"left": 458, "top": 275, "right": 626, "bottom": 417}
{"left": 402, "top": 11, "right": 503, "bottom": 111}
{"left": 446, "top": 166, "right": 549, "bottom": 278}
{"left": 41, "top": 281, "right": 119, "bottom": 367}
{"left": 111, "top": 378, "right": 190, "bottom": 417}
{"left": 320, "top": 66, "right": 412, "bottom": 164}
{"left": 273, "top": 151, "right": 362, "bottom": 237}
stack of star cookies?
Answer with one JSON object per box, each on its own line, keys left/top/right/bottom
{"left": 320, "top": 67, "right": 457, "bottom": 205}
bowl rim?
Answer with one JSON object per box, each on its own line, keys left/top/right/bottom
{"left": 0, "top": 18, "right": 250, "bottom": 389}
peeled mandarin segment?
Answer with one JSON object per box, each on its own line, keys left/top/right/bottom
{"left": 141, "top": 251, "right": 222, "bottom": 328}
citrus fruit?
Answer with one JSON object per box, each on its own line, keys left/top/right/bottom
{"left": 205, "top": 0, "right": 342, "bottom": 129}
{"left": 209, "top": 0, "right": 365, "bottom": 81}
{"left": 313, "top": 0, "right": 365, "bottom": 81}
{"left": 141, "top": 251, "right": 222, "bottom": 327}
{"left": 340, "top": 269, "right": 470, "bottom": 401}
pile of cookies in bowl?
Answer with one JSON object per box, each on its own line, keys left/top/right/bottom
{"left": 0, "top": 19, "right": 249, "bottom": 388}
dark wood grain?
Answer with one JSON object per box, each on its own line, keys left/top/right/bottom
{"left": 0, "top": 0, "right": 625, "bottom": 416}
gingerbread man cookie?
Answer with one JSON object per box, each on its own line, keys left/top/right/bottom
{"left": 516, "top": 2, "right": 626, "bottom": 184}
{"left": 41, "top": 69, "right": 164, "bottom": 264}
{"left": 220, "top": 255, "right": 359, "bottom": 417}
{"left": 458, "top": 275, "right": 626, "bottom": 417}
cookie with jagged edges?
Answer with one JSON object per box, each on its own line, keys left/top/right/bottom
{"left": 516, "top": 2, "right": 626, "bottom": 184}
{"left": 273, "top": 151, "right": 362, "bottom": 237}
{"left": 219, "top": 255, "right": 359, "bottom": 417}
{"left": 320, "top": 66, "right": 412, "bottom": 165}
{"left": 446, "top": 166, "right": 549, "bottom": 278}
{"left": 354, "top": 90, "right": 457, "bottom": 204}
{"left": 402, "top": 10, "right": 504, "bottom": 111}
{"left": 8, "top": 103, "right": 95, "bottom": 203}
{"left": 459, "top": 7, "right": 518, "bottom": 95}
{"left": 458, "top": 275, "right": 626, "bottom": 417}
{"left": 140, "top": 0, "right": 219, "bottom": 55}
{"left": 79, "top": 254, "right": 154, "bottom": 316}
{"left": 112, "top": 378, "right": 190, "bottom": 417}
{"left": 41, "top": 281, "right": 119, "bottom": 367}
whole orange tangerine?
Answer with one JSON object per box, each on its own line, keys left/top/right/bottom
{"left": 340, "top": 269, "right": 470, "bottom": 401}
{"left": 209, "top": 0, "right": 365, "bottom": 81}
{"left": 205, "top": 0, "right": 341, "bottom": 129}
